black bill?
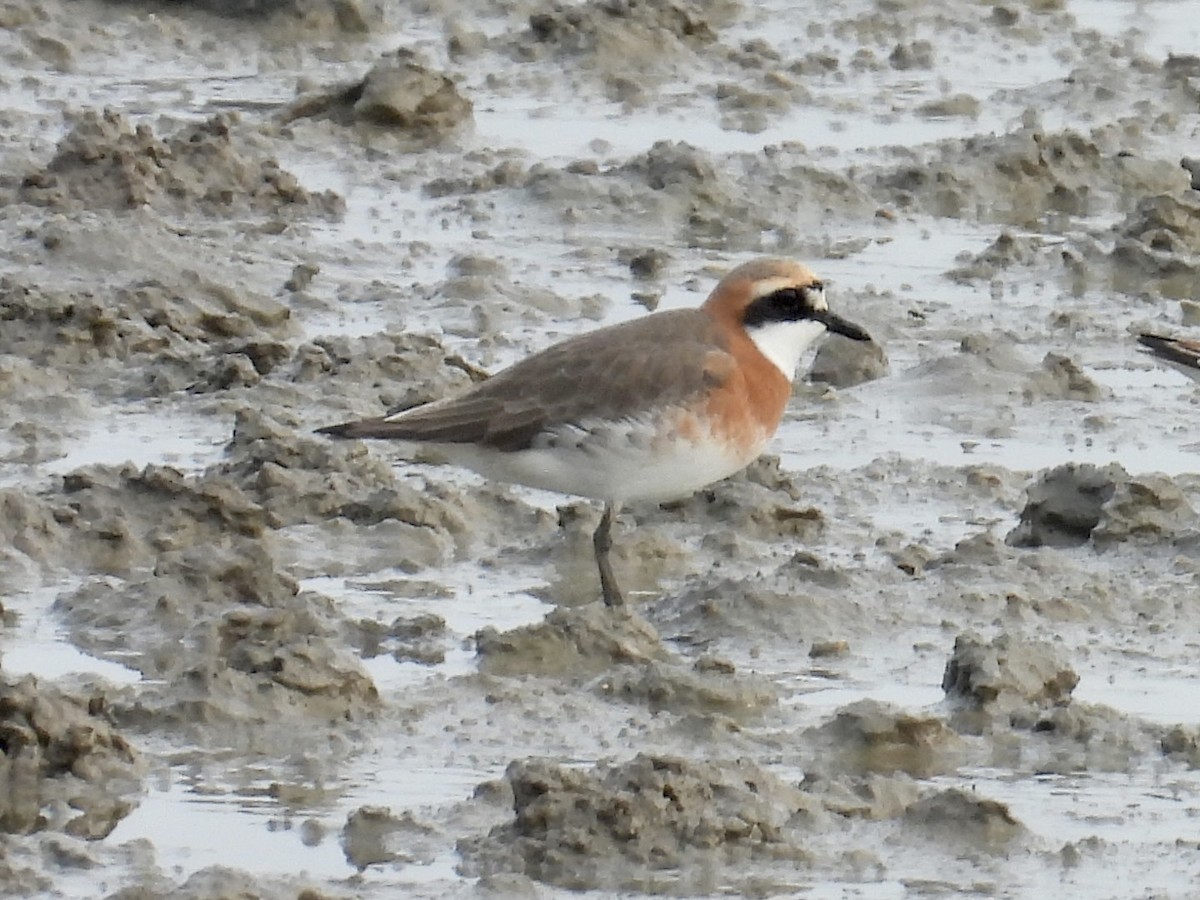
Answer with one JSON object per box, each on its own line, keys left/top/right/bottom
{"left": 816, "top": 310, "right": 872, "bottom": 342}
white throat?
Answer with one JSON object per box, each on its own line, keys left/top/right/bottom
{"left": 747, "top": 319, "right": 829, "bottom": 379}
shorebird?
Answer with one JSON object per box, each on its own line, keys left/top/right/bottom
{"left": 318, "top": 258, "right": 873, "bottom": 606}
{"left": 1138, "top": 333, "right": 1200, "bottom": 382}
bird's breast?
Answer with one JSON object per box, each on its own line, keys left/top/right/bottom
{"left": 699, "top": 338, "right": 792, "bottom": 456}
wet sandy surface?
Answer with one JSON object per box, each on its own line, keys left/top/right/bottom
{"left": 3, "top": 0, "right": 1200, "bottom": 896}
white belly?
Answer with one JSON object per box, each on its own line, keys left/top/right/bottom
{"left": 431, "top": 416, "right": 768, "bottom": 505}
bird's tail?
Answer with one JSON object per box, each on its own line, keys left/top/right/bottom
{"left": 315, "top": 417, "right": 408, "bottom": 439}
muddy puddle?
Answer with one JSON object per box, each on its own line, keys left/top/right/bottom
{"left": 3, "top": 0, "right": 1200, "bottom": 896}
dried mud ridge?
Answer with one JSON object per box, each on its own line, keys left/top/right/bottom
{"left": 2, "top": 393, "right": 1190, "bottom": 890}
{"left": 0, "top": 677, "right": 142, "bottom": 841}
{"left": 454, "top": 595, "right": 1166, "bottom": 892}
{"left": 19, "top": 110, "right": 344, "bottom": 218}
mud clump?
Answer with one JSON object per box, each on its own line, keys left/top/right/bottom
{"left": 915, "top": 93, "right": 980, "bottom": 119}
{"left": 861, "top": 127, "right": 1185, "bottom": 227}
{"left": 809, "top": 334, "right": 888, "bottom": 388}
{"left": 20, "top": 109, "right": 343, "bottom": 217}
{"left": 805, "top": 772, "right": 920, "bottom": 821}
{"left": 57, "top": 539, "right": 379, "bottom": 735}
{"left": 221, "top": 602, "right": 378, "bottom": 704}
{"left": 1115, "top": 192, "right": 1200, "bottom": 254}
{"left": 942, "top": 631, "right": 1078, "bottom": 733}
{"left": 105, "top": 864, "right": 333, "bottom": 900}
{"left": 1006, "top": 463, "right": 1118, "bottom": 547}
{"left": 518, "top": 141, "right": 875, "bottom": 250}
{"left": 511, "top": 0, "right": 723, "bottom": 94}
{"left": 285, "top": 54, "right": 472, "bottom": 138}
{"left": 1095, "top": 471, "right": 1198, "bottom": 545}
{"left": 644, "top": 502, "right": 856, "bottom": 647}
{"left": 0, "top": 272, "right": 294, "bottom": 400}
{"left": 1023, "top": 352, "right": 1107, "bottom": 402}
{"left": 48, "top": 463, "right": 273, "bottom": 575}
{"left": 903, "top": 788, "right": 1026, "bottom": 849}
{"left": 304, "top": 331, "right": 477, "bottom": 420}
{"left": 714, "top": 81, "right": 792, "bottom": 134}
{"left": 1106, "top": 191, "right": 1200, "bottom": 297}
{"left": 0, "top": 676, "right": 143, "bottom": 839}
{"left": 948, "top": 230, "right": 1047, "bottom": 282}
{"left": 623, "top": 247, "right": 671, "bottom": 279}
{"left": 140, "top": 0, "right": 379, "bottom": 35}
{"left": 31, "top": 412, "right": 484, "bottom": 575}
{"left": 11, "top": 453, "right": 401, "bottom": 740}
{"left": 603, "top": 141, "right": 737, "bottom": 242}
{"left": 0, "top": 489, "right": 71, "bottom": 581}
{"left": 352, "top": 58, "right": 472, "bottom": 131}
{"left": 895, "top": 332, "right": 1096, "bottom": 436}
{"left": 1007, "top": 462, "right": 1197, "bottom": 548}
{"left": 462, "top": 753, "right": 813, "bottom": 891}
{"left": 525, "top": 0, "right": 718, "bottom": 55}
{"left": 341, "top": 806, "right": 441, "bottom": 871}
{"left": 658, "top": 453, "right": 832, "bottom": 544}
{"left": 355, "top": 612, "right": 447, "bottom": 666}
{"left": 595, "top": 657, "right": 777, "bottom": 718}
{"left": 805, "top": 699, "right": 964, "bottom": 778}
{"left": 4, "top": 397, "right": 534, "bottom": 582}
{"left": 475, "top": 605, "right": 667, "bottom": 679}
{"left": 942, "top": 636, "right": 1154, "bottom": 772}
{"left": 1161, "top": 726, "right": 1200, "bottom": 767}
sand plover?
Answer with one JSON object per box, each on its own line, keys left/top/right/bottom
{"left": 1138, "top": 333, "right": 1200, "bottom": 381}
{"left": 318, "top": 258, "right": 873, "bottom": 607}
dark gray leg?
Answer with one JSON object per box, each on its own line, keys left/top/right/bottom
{"left": 592, "top": 502, "right": 625, "bottom": 607}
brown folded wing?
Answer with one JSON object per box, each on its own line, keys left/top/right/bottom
{"left": 318, "top": 309, "right": 731, "bottom": 452}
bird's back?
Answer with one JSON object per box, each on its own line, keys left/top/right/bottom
{"left": 320, "top": 308, "right": 731, "bottom": 452}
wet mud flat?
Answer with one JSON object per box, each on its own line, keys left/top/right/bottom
{"left": 3, "top": 0, "right": 1200, "bottom": 896}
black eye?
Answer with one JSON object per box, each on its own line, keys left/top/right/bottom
{"left": 742, "top": 285, "right": 819, "bottom": 328}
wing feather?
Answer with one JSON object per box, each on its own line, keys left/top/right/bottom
{"left": 318, "top": 309, "right": 731, "bottom": 450}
